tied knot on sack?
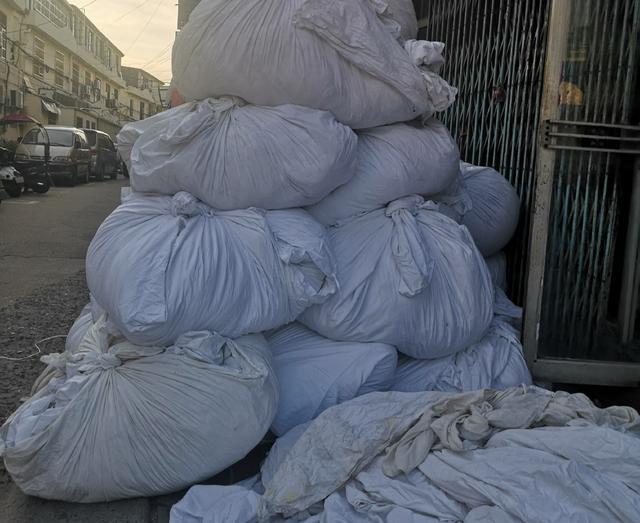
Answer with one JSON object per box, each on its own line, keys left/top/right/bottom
{"left": 385, "top": 196, "right": 435, "bottom": 297}
{"left": 170, "top": 191, "right": 210, "bottom": 218}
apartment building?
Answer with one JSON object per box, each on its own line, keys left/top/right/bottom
{"left": 0, "top": 0, "right": 161, "bottom": 142}
{"left": 121, "top": 66, "right": 164, "bottom": 116}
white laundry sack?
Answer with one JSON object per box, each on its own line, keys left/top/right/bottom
{"left": 390, "top": 315, "right": 532, "bottom": 393}
{"left": 0, "top": 318, "right": 279, "bottom": 503}
{"left": 485, "top": 252, "right": 508, "bottom": 290}
{"left": 64, "top": 303, "right": 92, "bottom": 353}
{"left": 117, "top": 98, "right": 358, "bottom": 211}
{"left": 306, "top": 118, "right": 460, "bottom": 226}
{"left": 171, "top": 0, "right": 456, "bottom": 129}
{"left": 267, "top": 323, "right": 397, "bottom": 436}
{"left": 87, "top": 191, "right": 337, "bottom": 346}
{"left": 438, "top": 162, "right": 521, "bottom": 257}
{"left": 300, "top": 195, "right": 494, "bottom": 359}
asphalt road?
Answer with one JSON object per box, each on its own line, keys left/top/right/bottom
{"left": 0, "top": 179, "right": 127, "bottom": 307}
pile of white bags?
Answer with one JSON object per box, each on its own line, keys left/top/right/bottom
{"left": 1, "top": 0, "right": 545, "bottom": 506}
{"left": 171, "top": 0, "right": 456, "bottom": 128}
{"left": 0, "top": 318, "right": 278, "bottom": 502}
{"left": 267, "top": 323, "right": 397, "bottom": 436}
{"left": 307, "top": 118, "right": 460, "bottom": 225}
{"left": 117, "top": 98, "right": 358, "bottom": 211}
{"left": 301, "top": 195, "right": 494, "bottom": 359}
{"left": 86, "top": 190, "right": 336, "bottom": 346}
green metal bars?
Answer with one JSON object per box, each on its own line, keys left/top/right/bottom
{"left": 416, "top": 0, "right": 640, "bottom": 382}
{"left": 414, "top": 0, "right": 549, "bottom": 305}
{"left": 539, "top": 0, "right": 640, "bottom": 361}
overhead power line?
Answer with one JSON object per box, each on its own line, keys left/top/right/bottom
{"left": 124, "top": 0, "right": 166, "bottom": 53}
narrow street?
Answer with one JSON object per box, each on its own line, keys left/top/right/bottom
{"left": 0, "top": 179, "right": 126, "bottom": 307}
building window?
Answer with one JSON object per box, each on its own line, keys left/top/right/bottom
{"left": 106, "top": 83, "right": 110, "bottom": 99}
{"left": 72, "top": 62, "right": 79, "bottom": 95}
{"left": 0, "top": 12, "right": 7, "bottom": 61}
{"left": 129, "top": 99, "right": 133, "bottom": 117}
{"left": 76, "top": 116, "right": 83, "bottom": 128}
{"left": 87, "top": 30, "right": 94, "bottom": 53}
{"left": 54, "top": 50, "right": 64, "bottom": 88}
{"left": 107, "top": 48, "right": 112, "bottom": 69}
{"left": 34, "top": 0, "right": 68, "bottom": 29}
{"left": 33, "top": 37, "right": 45, "bottom": 78}
{"left": 47, "top": 113, "right": 58, "bottom": 125}
{"left": 85, "top": 119, "right": 90, "bottom": 128}
{"left": 114, "top": 88, "right": 118, "bottom": 101}
{"left": 139, "top": 101, "right": 145, "bottom": 120}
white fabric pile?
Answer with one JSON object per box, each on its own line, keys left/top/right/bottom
{"left": 2, "top": 0, "right": 620, "bottom": 509}
{"left": 171, "top": 387, "right": 640, "bottom": 522}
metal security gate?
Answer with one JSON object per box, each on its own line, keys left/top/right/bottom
{"left": 415, "top": 0, "right": 640, "bottom": 385}
{"left": 414, "top": 0, "right": 549, "bottom": 305}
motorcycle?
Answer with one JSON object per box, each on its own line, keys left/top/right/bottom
{"left": 0, "top": 146, "right": 24, "bottom": 197}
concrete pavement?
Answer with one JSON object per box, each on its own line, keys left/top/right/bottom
{"left": 0, "top": 179, "right": 127, "bottom": 308}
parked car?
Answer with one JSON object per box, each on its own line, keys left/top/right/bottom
{"left": 83, "top": 129, "right": 118, "bottom": 181}
{"left": 15, "top": 126, "right": 90, "bottom": 186}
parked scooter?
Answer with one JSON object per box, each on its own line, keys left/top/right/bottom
{"left": 0, "top": 146, "right": 24, "bottom": 197}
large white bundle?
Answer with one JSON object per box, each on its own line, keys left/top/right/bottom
{"left": 116, "top": 98, "right": 357, "bottom": 211}
{"left": 87, "top": 191, "right": 336, "bottom": 346}
{"left": 306, "top": 119, "right": 459, "bottom": 226}
{"left": 0, "top": 318, "right": 278, "bottom": 502}
{"left": 171, "top": 0, "right": 455, "bottom": 129}
{"left": 438, "top": 162, "right": 521, "bottom": 256}
{"left": 300, "top": 195, "right": 494, "bottom": 359}
{"left": 390, "top": 315, "right": 532, "bottom": 393}
{"left": 267, "top": 323, "right": 397, "bottom": 436}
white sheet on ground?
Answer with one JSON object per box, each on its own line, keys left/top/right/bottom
{"left": 267, "top": 323, "right": 397, "bottom": 436}
{"left": 300, "top": 195, "right": 494, "bottom": 359}
{"left": 171, "top": 0, "right": 455, "bottom": 128}
{"left": 306, "top": 119, "right": 459, "bottom": 226}
{"left": 87, "top": 191, "right": 336, "bottom": 346}
{"left": 0, "top": 318, "right": 279, "bottom": 503}
{"left": 171, "top": 387, "right": 640, "bottom": 522}
{"left": 117, "top": 98, "right": 357, "bottom": 211}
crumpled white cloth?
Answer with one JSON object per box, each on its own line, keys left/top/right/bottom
{"left": 171, "top": 386, "right": 640, "bottom": 523}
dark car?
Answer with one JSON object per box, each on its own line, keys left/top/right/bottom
{"left": 83, "top": 129, "right": 119, "bottom": 181}
{"left": 15, "top": 126, "right": 91, "bottom": 186}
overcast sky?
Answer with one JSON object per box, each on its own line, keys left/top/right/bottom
{"left": 71, "top": 0, "right": 178, "bottom": 83}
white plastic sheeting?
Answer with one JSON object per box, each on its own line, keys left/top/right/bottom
{"left": 116, "top": 98, "right": 358, "bottom": 211}
{"left": 306, "top": 118, "right": 460, "bottom": 226}
{"left": 0, "top": 318, "right": 279, "bottom": 503}
{"left": 301, "top": 195, "right": 494, "bottom": 359}
{"left": 390, "top": 310, "right": 532, "bottom": 393}
{"left": 267, "top": 323, "right": 397, "bottom": 436}
{"left": 171, "top": 0, "right": 456, "bottom": 129}
{"left": 438, "top": 162, "right": 521, "bottom": 257}
{"left": 171, "top": 387, "right": 640, "bottom": 522}
{"left": 87, "top": 191, "right": 337, "bottom": 346}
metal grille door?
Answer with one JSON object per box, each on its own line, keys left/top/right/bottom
{"left": 413, "top": 0, "right": 549, "bottom": 304}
